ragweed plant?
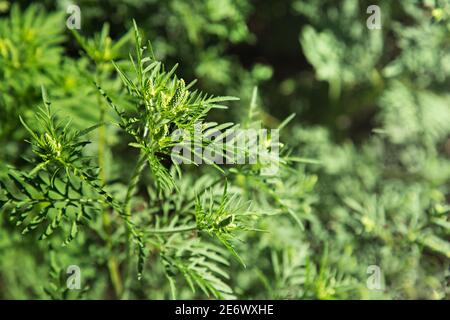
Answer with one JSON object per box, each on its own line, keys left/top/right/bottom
{"left": 1, "top": 0, "right": 449, "bottom": 301}
{"left": 1, "top": 90, "right": 102, "bottom": 245}
{"left": 0, "top": 4, "right": 64, "bottom": 145}
{"left": 0, "top": 21, "right": 269, "bottom": 299}
{"left": 98, "top": 21, "right": 239, "bottom": 190}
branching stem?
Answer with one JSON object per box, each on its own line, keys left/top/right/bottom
{"left": 124, "top": 152, "right": 147, "bottom": 216}
{"left": 147, "top": 225, "right": 198, "bottom": 234}
{"left": 97, "top": 68, "right": 123, "bottom": 299}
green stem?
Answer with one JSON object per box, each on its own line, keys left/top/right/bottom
{"left": 147, "top": 225, "right": 198, "bottom": 234}
{"left": 121, "top": 152, "right": 147, "bottom": 299}
{"left": 96, "top": 68, "right": 123, "bottom": 299}
{"left": 123, "top": 152, "right": 147, "bottom": 216}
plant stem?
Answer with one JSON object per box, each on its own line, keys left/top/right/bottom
{"left": 124, "top": 152, "right": 147, "bottom": 216}
{"left": 97, "top": 68, "right": 123, "bottom": 299}
{"left": 147, "top": 225, "right": 198, "bottom": 234}
{"left": 121, "top": 152, "right": 147, "bottom": 299}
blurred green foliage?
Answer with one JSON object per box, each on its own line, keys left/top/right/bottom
{"left": 0, "top": 0, "right": 449, "bottom": 299}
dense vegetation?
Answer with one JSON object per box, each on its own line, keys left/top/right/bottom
{"left": 0, "top": 0, "right": 448, "bottom": 299}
